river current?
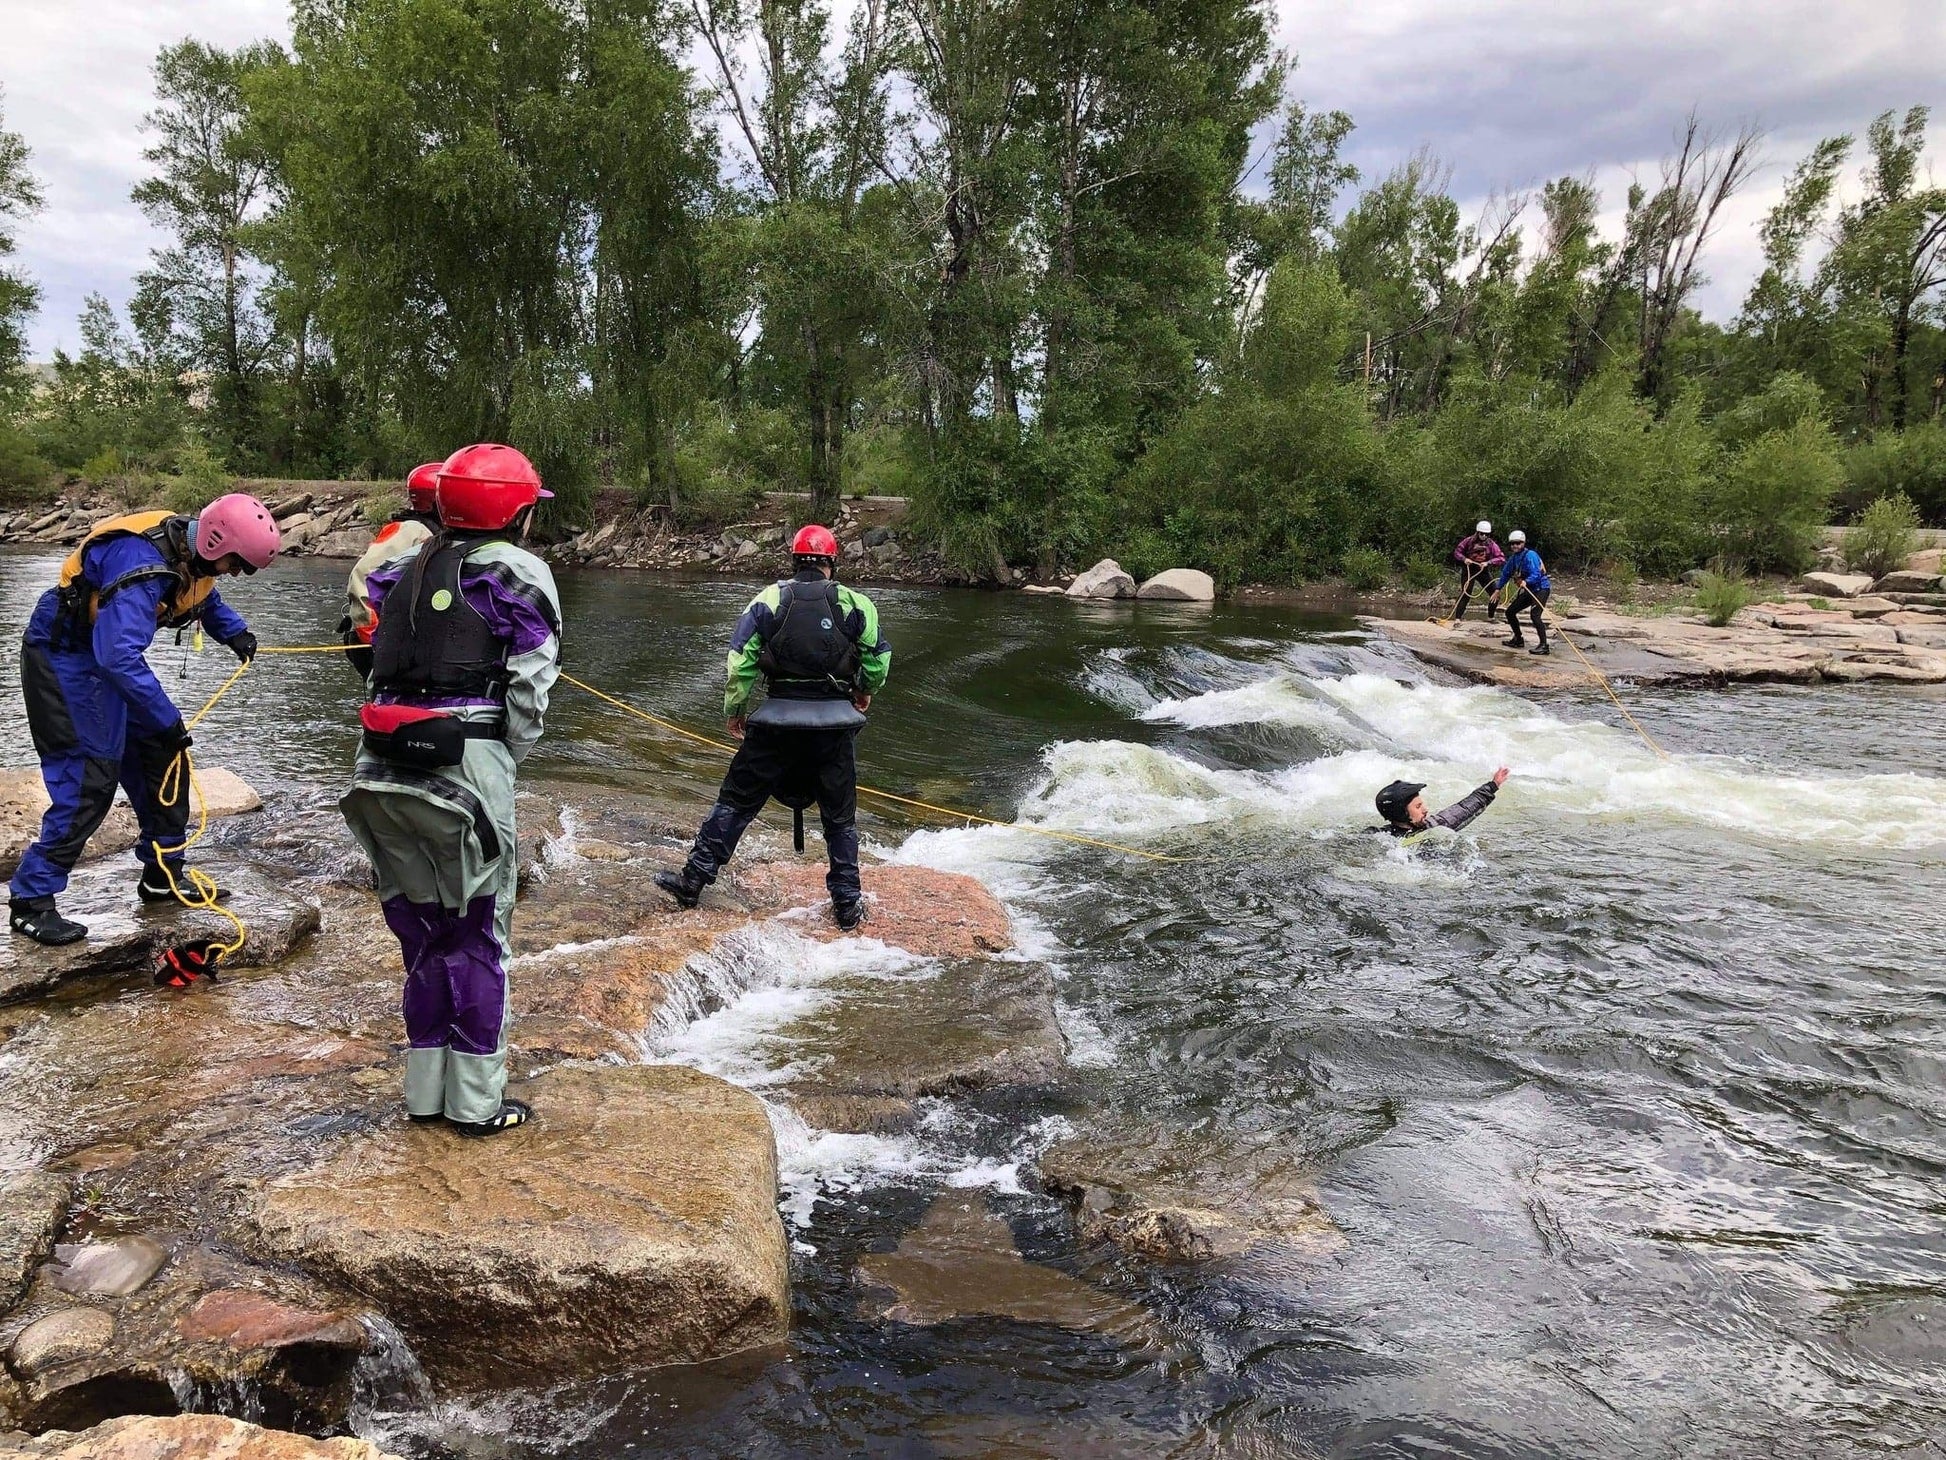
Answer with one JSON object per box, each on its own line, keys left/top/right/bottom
{"left": 6, "top": 549, "right": 1945, "bottom": 1458}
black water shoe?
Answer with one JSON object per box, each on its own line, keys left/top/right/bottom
{"left": 1530, "top": 643, "right": 1551, "bottom": 656}
{"left": 452, "top": 1099, "right": 532, "bottom": 1138}
{"left": 408, "top": 1112, "right": 444, "bottom": 1125}
{"left": 138, "top": 869, "right": 230, "bottom": 905}
{"left": 1502, "top": 635, "right": 1525, "bottom": 648}
{"left": 833, "top": 899, "right": 867, "bottom": 932}
{"left": 654, "top": 868, "right": 704, "bottom": 909}
{"left": 9, "top": 898, "right": 86, "bottom": 947}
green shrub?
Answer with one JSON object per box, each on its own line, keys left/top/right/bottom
{"left": 360, "top": 483, "right": 406, "bottom": 525}
{"left": 1342, "top": 546, "right": 1390, "bottom": 590}
{"left": 1705, "top": 418, "right": 1842, "bottom": 574}
{"left": 80, "top": 447, "right": 125, "bottom": 485}
{"left": 1843, "top": 492, "right": 1921, "bottom": 579}
{"left": 1693, "top": 569, "right": 1753, "bottom": 626}
{"left": 1808, "top": 596, "right": 1831, "bottom": 611}
{"left": 0, "top": 420, "right": 54, "bottom": 504}
{"left": 162, "top": 438, "right": 233, "bottom": 515}
{"left": 1402, "top": 557, "right": 1442, "bottom": 591}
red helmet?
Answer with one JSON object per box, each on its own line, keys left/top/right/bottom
{"left": 792, "top": 524, "right": 839, "bottom": 559}
{"left": 434, "top": 443, "right": 552, "bottom": 531}
{"left": 405, "top": 461, "right": 442, "bottom": 513}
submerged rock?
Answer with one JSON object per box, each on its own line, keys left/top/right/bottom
{"left": 243, "top": 1064, "right": 789, "bottom": 1388}
{"left": 0, "top": 1414, "right": 401, "bottom": 1460}
{"left": 1065, "top": 559, "right": 1136, "bottom": 599}
{"left": 47, "top": 1240, "right": 168, "bottom": 1301}
{"left": 9, "top": 1310, "right": 115, "bottom": 1379}
{"left": 1040, "top": 1127, "right": 1346, "bottom": 1265}
{"left": 0, "top": 1175, "right": 70, "bottom": 1310}
{"left": 1136, "top": 568, "right": 1216, "bottom": 602}
{"left": 856, "top": 1193, "right": 1158, "bottom": 1340}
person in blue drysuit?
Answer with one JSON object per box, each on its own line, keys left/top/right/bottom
{"left": 9, "top": 497, "right": 281, "bottom": 946}
{"left": 1495, "top": 529, "right": 1553, "bottom": 656}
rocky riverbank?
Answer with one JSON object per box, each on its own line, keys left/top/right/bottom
{"left": 1371, "top": 580, "right": 1946, "bottom": 688}
{"left": 0, "top": 763, "right": 1299, "bottom": 1450}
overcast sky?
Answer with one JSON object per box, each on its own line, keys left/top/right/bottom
{"left": 2, "top": 0, "right": 1941, "bottom": 359}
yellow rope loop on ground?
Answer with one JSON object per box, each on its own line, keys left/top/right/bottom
{"left": 556, "top": 671, "right": 1189, "bottom": 864}
{"left": 149, "top": 657, "right": 256, "bottom": 960}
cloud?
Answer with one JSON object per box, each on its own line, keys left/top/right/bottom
{"left": 2, "top": 0, "right": 1940, "bottom": 357}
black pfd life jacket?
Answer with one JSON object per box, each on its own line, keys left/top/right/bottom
{"left": 368, "top": 533, "right": 513, "bottom": 702}
{"left": 758, "top": 578, "right": 860, "bottom": 700}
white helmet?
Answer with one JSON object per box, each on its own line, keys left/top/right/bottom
{"left": 1508, "top": 529, "right": 1527, "bottom": 544}
{"left": 1476, "top": 521, "right": 1492, "bottom": 535}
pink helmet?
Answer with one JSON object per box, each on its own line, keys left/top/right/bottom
{"left": 195, "top": 493, "right": 281, "bottom": 571}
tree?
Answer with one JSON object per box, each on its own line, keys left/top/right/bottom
{"left": 1824, "top": 107, "right": 1946, "bottom": 430}
{"left": 0, "top": 87, "right": 44, "bottom": 404}
{"left": 1629, "top": 113, "right": 1762, "bottom": 403}
{"left": 132, "top": 40, "right": 284, "bottom": 465}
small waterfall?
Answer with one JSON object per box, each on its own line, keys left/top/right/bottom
{"left": 348, "top": 1315, "right": 434, "bottom": 1440}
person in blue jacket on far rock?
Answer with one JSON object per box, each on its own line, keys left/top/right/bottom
{"left": 1496, "top": 529, "right": 1553, "bottom": 656}
{"left": 9, "top": 495, "right": 282, "bottom": 946}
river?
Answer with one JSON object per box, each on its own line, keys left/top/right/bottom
{"left": 6, "top": 547, "right": 1946, "bottom": 1458}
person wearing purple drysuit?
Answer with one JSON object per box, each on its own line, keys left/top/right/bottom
{"left": 338, "top": 500, "right": 560, "bottom": 1134}
{"left": 1450, "top": 522, "right": 1505, "bottom": 622}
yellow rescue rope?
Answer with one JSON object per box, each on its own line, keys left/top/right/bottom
{"left": 149, "top": 655, "right": 254, "bottom": 961}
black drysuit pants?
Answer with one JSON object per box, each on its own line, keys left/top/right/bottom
{"left": 684, "top": 723, "right": 861, "bottom": 905}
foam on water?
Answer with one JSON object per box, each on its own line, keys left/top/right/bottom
{"left": 957, "top": 672, "right": 1946, "bottom": 858}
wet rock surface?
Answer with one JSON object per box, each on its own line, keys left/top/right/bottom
{"left": 781, "top": 958, "right": 1066, "bottom": 1103}
{"left": 855, "top": 1193, "right": 1158, "bottom": 1340}
{"left": 9, "top": 1310, "right": 114, "bottom": 1379}
{"left": 1374, "top": 600, "right": 1946, "bottom": 687}
{"left": 1040, "top": 1124, "right": 1346, "bottom": 1265}
{"left": 740, "top": 861, "right": 1014, "bottom": 957}
{"left": 244, "top": 1064, "right": 789, "bottom": 1388}
{"left": 0, "top": 859, "right": 319, "bottom": 1005}
{"left": 0, "top": 1414, "right": 401, "bottom": 1460}
{"left": 46, "top": 1242, "right": 166, "bottom": 1301}
{"left": 0, "top": 1179, "right": 69, "bottom": 1312}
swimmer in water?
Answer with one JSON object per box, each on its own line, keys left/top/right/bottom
{"left": 1375, "top": 768, "right": 1511, "bottom": 837}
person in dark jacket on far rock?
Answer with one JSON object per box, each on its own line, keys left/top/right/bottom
{"left": 1375, "top": 767, "right": 1510, "bottom": 837}
{"left": 656, "top": 525, "right": 891, "bottom": 930}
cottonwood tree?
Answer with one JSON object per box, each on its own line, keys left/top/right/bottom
{"left": 132, "top": 40, "right": 284, "bottom": 464}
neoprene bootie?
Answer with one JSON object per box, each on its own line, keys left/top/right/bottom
{"left": 10, "top": 897, "right": 87, "bottom": 947}
{"left": 654, "top": 867, "right": 705, "bottom": 909}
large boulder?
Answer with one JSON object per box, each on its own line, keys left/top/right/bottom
{"left": 1798, "top": 571, "right": 1876, "bottom": 599}
{"left": 0, "top": 1415, "right": 399, "bottom": 1460}
{"left": 1873, "top": 569, "right": 1944, "bottom": 594}
{"left": 1065, "top": 559, "right": 1136, "bottom": 599}
{"left": 1906, "top": 546, "right": 1944, "bottom": 575}
{"left": 1135, "top": 569, "right": 1216, "bottom": 602}
{"left": 243, "top": 1064, "right": 789, "bottom": 1388}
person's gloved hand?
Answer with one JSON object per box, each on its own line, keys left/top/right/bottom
{"left": 224, "top": 631, "right": 258, "bottom": 665}
{"left": 158, "top": 721, "right": 194, "bottom": 757}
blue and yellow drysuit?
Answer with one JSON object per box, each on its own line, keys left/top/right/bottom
{"left": 10, "top": 513, "right": 253, "bottom": 909}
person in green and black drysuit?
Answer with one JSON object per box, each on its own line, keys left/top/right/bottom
{"left": 656, "top": 525, "right": 891, "bottom": 929}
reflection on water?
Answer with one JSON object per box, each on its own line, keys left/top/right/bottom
{"left": 6, "top": 546, "right": 1945, "bottom": 1456}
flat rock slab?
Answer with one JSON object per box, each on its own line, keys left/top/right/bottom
{"left": 0, "top": 1415, "right": 401, "bottom": 1460}
{"left": 0, "top": 861, "right": 319, "bottom": 1005}
{"left": 782, "top": 958, "right": 1066, "bottom": 1101}
{"left": 0, "top": 1175, "right": 70, "bottom": 1310}
{"left": 741, "top": 863, "right": 1014, "bottom": 959}
{"left": 0, "top": 770, "right": 261, "bottom": 882}
{"left": 243, "top": 1064, "right": 789, "bottom": 1388}
{"left": 174, "top": 1292, "right": 362, "bottom": 1353}
{"left": 1371, "top": 607, "right": 1946, "bottom": 688}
